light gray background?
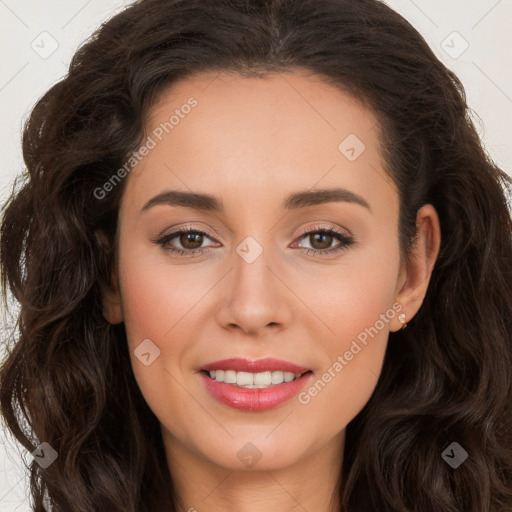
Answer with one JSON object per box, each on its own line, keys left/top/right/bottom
{"left": 1, "top": 0, "right": 511, "bottom": 510}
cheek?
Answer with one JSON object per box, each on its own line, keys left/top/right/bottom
{"left": 117, "top": 251, "right": 207, "bottom": 441}
{"left": 298, "top": 247, "right": 399, "bottom": 425}
{"left": 118, "top": 249, "right": 203, "bottom": 349}
{"left": 303, "top": 238, "right": 400, "bottom": 348}
{"left": 298, "top": 295, "right": 392, "bottom": 440}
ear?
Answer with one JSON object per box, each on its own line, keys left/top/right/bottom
{"left": 95, "top": 230, "right": 124, "bottom": 325}
{"left": 102, "top": 273, "right": 124, "bottom": 325}
{"left": 391, "top": 203, "right": 441, "bottom": 332}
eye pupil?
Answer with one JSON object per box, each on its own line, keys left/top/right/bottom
{"left": 311, "top": 233, "right": 332, "bottom": 249}
{"left": 181, "top": 232, "right": 203, "bottom": 249}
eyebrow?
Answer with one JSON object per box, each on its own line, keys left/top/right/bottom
{"left": 140, "top": 187, "right": 371, "bottom": 214}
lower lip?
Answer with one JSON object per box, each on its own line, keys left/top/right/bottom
{"left": 199, "top": 371, "right": 313, "bottom": 411}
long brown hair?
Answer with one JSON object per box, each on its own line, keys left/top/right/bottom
{"left": 1, "top": 0, "right": 511, "bottom": 510}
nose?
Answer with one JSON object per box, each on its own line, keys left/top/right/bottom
{"left": 214, "top": 237, "right": 293, "bottom": 337}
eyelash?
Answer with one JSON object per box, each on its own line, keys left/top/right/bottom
{"left": 154, "top": 224, "right": 355, "bottom": 258}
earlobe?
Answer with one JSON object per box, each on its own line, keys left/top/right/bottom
{"left": 392, "top": 203, "right": 441, "bottom": 332}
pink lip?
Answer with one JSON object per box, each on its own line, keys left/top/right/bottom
{"left": 201, "top": 357, "right": 310, "bottom": 374}
{"left": 199, "top": 358, "right": 313, "bottom": 412}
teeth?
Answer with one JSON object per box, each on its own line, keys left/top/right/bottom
{"left": 208, "top": 369, "right": 303, "bottom": 388}
{"left": 237, "top": 371, "right": 253, "bottom": 386}
{"left": 224, "top": 370, "right": 237, "bottom": 384}
{"left": 271, "top": 371, "right": 284, "bottom": 384}
{"left": 284, "top": 372, "right": 295, "bottom": 382}
{"left": 254, "top": 371, "right": 272, "bottom": 386}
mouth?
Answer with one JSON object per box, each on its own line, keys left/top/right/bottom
{"left": 198, "top": 358, "right": 314, "bottom": 411}
{"left": 201, "top": 369, "right": 312, "bottom": 389}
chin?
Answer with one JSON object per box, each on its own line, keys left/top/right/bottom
{"left": 200, "top": 436, "right": 309, "bottom": 472}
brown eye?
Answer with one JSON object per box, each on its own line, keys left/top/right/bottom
{"left": 155, "top": 225, "right": 354, "bottom": 258}
{"left": 294, "top": 226, "right": 355, "bottom": 256}
{"left": 155, "top": 227, "right": 217, "bottom": 256}
{"left": 179, "top": 232, "right": 204, "bottom": 250}
{"left": 308, "top": 232, "right": 334, "bottom": 250}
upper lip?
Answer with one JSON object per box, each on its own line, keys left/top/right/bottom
{"left": 201, "top": 358, "right": 310, "bottom": 374}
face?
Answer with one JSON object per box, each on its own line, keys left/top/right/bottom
{"left": 102, "top": 69, "right": 439, "bottom": 474}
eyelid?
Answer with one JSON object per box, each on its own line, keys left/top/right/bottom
{"left": 153, "top": 221, "right": 356, "bottom": 257}
{"left": 157, "top": 222, "right": 352, "bottom": 242}
{"left": 156, "top": 222, "right": 217, "bottom": 240}
{"left": 294, "top": 222, "right": 352, "bottom": 239}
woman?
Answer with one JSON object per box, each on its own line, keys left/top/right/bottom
{"left": 1, "top": 0, "right": 511, "bottom": 510}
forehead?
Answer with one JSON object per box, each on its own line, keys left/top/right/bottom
{"left": 121, "top": 69, "right": 396, "bottom": 217}
{"left": 146, "top": 69, "right": 378, "bottom": 153}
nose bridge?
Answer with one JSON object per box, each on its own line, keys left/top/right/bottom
{"left": 216, "top": 231, "right": 291, "bottom": 333}
{"left": 232, "top": 233, "right": 278, "bottom": 302}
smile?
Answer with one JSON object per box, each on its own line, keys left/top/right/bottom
{"left": 199, "top": 358, "right": 313, "bottom": 411}
{"left": 205, "top": 369, "right": 305, "bottom": 388}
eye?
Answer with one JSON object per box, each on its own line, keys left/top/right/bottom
{"left": 154, "top": 224, "right": 355, "bottom": 257}
{"left": 154, "top": 226, "right": 218, "bottom": 257}
{"left": 292, "top": 224, "right": 355, "bottom": 256}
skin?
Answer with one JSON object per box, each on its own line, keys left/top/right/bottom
{"left": 101, "top": 68, "right": 441, "bottom": 512}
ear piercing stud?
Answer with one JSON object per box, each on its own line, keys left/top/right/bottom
{"left": 398, "top": 313, "right": 407, "bottom": 330}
